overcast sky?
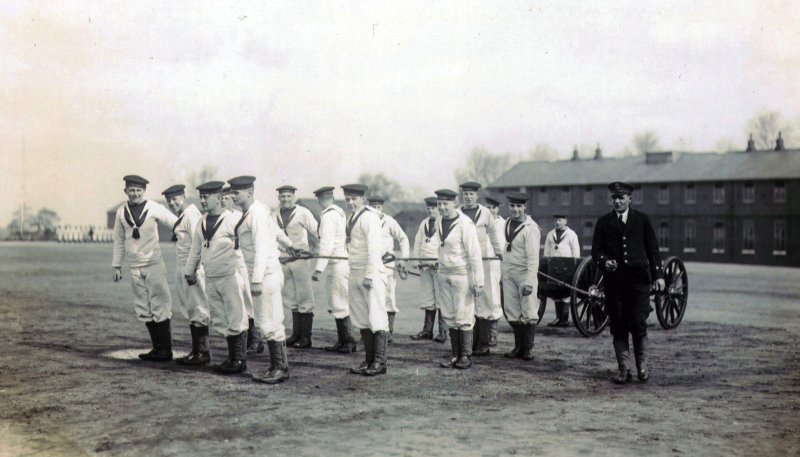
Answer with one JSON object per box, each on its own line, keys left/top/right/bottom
{"left": 2, "top": 1, "right": 798, "bottom": 226}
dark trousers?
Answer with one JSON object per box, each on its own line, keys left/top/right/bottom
{"left": 605, "top": 283, "right": 650, "bottom": 338}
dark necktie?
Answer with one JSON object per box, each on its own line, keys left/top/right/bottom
{"left": 618, "top": 213, "right": 624, "bottom": 225}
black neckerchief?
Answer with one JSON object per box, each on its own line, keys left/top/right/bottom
{"left": 554, "top": 228, "right": 566, "bottom": 245}
{"left": 124, "top": 201, "right": 149, "bottom": 240}
{"left": 171, "top": 211, "right": 184, "bottom": 242}
{"left": 234, "top": 208, "right": 250, "bottom": 250}
{"left": 505, "top": 218, "right": 526, "bottom": 252}
{"left": 424, "top": 217, "right": 436, "bottom": 242}
{"left": 461, "top": 205, "right": 481, "bottom": 224}
{"left": 202, "top": 213, "right": 225, "bottom": 248}
{"left": 439, "top": 215, "right": 459, "bottom": 247}
{"left": 346, "top": 207, "right": 366, "bottom": 244}
{"left": 277, "top": 207, "right": 296, "bottom": 235}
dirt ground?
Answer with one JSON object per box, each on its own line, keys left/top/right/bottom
{"left": 1, "top": 242, "right": 798, "bottom": 457}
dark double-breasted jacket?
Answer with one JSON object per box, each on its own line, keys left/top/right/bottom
{"left": 591, "top": 208, "right": 664, "bottom": 290}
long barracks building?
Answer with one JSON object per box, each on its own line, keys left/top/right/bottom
{"left": 487, "top": 137, "right": 799, "bottom": 267}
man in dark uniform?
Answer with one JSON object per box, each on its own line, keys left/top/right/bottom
{"left": 591, "top": 182, "right": 664, "bottom": 384}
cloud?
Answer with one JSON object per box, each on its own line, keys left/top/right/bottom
{"left": 1, "top": 0, "right": 798, "bottom": 226}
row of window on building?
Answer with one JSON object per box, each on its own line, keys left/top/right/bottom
{"left": 574, "top": 219, "right": 788, "bottom": 256}
{"left": 531, "top": 181, "right": 788, "bottom": 206}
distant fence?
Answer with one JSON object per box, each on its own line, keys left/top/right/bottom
{"left": 55, "top": 226, "right": 113, "bottom": 243}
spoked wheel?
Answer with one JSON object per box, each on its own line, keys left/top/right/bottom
{"left": 570, "top": 257, "right": 610, "bottom": 337}
{"left": 656, "top": 256, "right": 689, "bottom": 329}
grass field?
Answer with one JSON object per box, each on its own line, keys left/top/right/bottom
{"left": 1, "top": 242, "right": 799, "bottom": 456}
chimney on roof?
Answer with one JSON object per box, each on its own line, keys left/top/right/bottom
{"left": 775, "top": 131, "right": 785, "bottom": 151}
{"left": 571, "top": 145, "right": 579, "bottom": 161}
{"left": 594, "top": 143, "right": 602, "bottom": 160}
{"left": 746, "top": 133, "right": 756, "bottom": 152}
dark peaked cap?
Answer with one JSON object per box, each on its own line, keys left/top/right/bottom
{"left": 228, "top": 176, "right": 256, "bottom": 190}
{"left": 161, "top": 184, "right": 185, "bottom": 197}
{"left": 276, "top": 185, "right": 297, "bottom": 193}
{"left": 459, "top": 181, "right": 481, "bottom": 191}
{"left": 368, "top": 195, "right": 386, "bottom": 204}
{"left": 124, "top": 175, "right": 149, "bottom": 187}
{"left": 435, "top": 189, "right": 458, "bottom": 201}
{"left": 608, "top": 181, "right": 634, "bottom": 195}
{"left": 341, "top": 184, "right": 368, "bottom": 195}
{"left": 313, "top": 186, "right": 335, "bottom": 196}
{"left": 506, "top": 192, "right": 529, "bottom": 204}
{"left": 553, "top": 214, "right": 567, "bottom": 218}
{"left": 484, "top": 195, "right": 501, "bottom": 207}
{"left": 196, "top": 181, "right": 226, "bottom": 194}
{"left": 424, "top": 196, "right": 438, "bottom": 207}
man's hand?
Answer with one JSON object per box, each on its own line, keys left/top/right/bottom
{"left": 184, "top": 274, "right": 197, "bottom": 286}
{"left": 521, "top": 285, "right": 533, "bottom": 296}
{"left": 112, "top": 267, "right": 122, "bottom": 282}
{"left": 251, "top": 282, "right": 263, "bottom": 297}
{"left": 605, "top": 259, "right": 618, "bottom": 272}
{"left": 472, "top": 284, "right": 483, "bottom": 297}
{"left": 654, "top": 278, "right": 666, "bottom": 291}
{"left": 312, "top": 271, "right": 321, "bottom": 282}
{"left": 496, "top": 254, "right": 503, "bottom": 261}
{"left": 363, "top": 278, "right": 372, "bottom": 290}
{"left": 286, "top": 247, "right": 302, "bottom": 257}
{"left": 397, "top": 260, "right": 407, "bottom": 273}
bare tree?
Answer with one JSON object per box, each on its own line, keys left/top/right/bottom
{"left": 746, "top": 111, "right": 794, "bottom": 150}
{"left": 454, "top": 148, "right": 513, "bottom": 189}
{"left": 187, "top": 165, "right": 219, "bottom": 190}
{"left": 631, "top": 131, "right": 660, "bottom": 154}
{"left": 357, "top": 173, "right": 407, "bottom": 201}
{"left": 526, "top": 143, "right": 559, "bottom": 162}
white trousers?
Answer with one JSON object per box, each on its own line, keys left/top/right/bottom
{"left": 348, "top": 268, "right": 389, "bottom": 332}
{"left": 437, "top": 272, "right": 475, "bottom": 330}
{"left": 325, "top": 261, "right": 350, "bottom": 319}
{"left": 418, "top": 266, "right": 440, "bottom": 311}
{"left": 205, "top": 273, "right": 249, "bottom": 337}
{"left": 384, "top": 263, "right": 399, "bottom": 313}
{"left": 475, "top": 259, "right": 503, "bottom": 320}
{"left": 282, "top": 260, "right": 315, "bottom": 313}
{"left": 253, "top": 266, "right": 286, "bottom": 341}
{"left": 236, "top": 260, "right": 254, "bottom": 318}
{"left": 502, "top": 265, "right": 538, "bottom": 324}
{"left": 129, "top": 261, "right": 172, "bottom": 323}
{"left": 174, "top": 265, "right": 210, "bottom": 326}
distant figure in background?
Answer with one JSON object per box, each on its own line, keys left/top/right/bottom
{"left": 542, "top": 214, "right": 580, "bottom": 327}
{"left": 111, "top": 175, "right": 178, "bottom": 362}
{"left": 162, "top": 184, "right": 211, "bottom": 367}
{"left": 410, "top": 196, "right": 447, "bottom": 343}
{"left": 591, "top": 182, "right": 664, "bottom": 384}
{"left": 276, "top": 185, "right": 319, "bottom": 349}
{"left": 368, "top": 195, "right": 409, "bottom": 343}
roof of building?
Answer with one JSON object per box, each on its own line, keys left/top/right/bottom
{"left": 488, "top": 148, "right": 800, "bottom": 188}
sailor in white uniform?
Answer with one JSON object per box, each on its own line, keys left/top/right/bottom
{"left": 367, "top": 196, "right": 409, "bottom": 343}
{"left": 111, "top": 175, "right": 178, "bottom": 362}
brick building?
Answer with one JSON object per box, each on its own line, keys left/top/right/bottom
{"left": 487, "top": 137, "right": 799, "bottom": 267}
